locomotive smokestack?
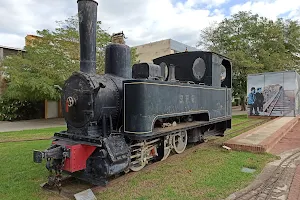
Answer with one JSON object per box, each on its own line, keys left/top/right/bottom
{"left": 77, "top": 0, "right": 98, "bottom": 74}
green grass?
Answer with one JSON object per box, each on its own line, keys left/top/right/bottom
{"left": 96, "top": 147, "right": 274, "bottom": 200}
{"left": 0, "top": 140, "right": 53, "bottom": 200}
{"left": 0, "top": 116, "right": 276, "bottom": 200}
{"left": 0, "top": 127, "right": 66, "bottom": 142}
{"left": 96, "top": 115, "right": 275, "bottom": 200}
{"left": 231, "top": 114, "right": 251, "bottom": 125}
{"left": 220, "top": 118, "right": 268, "bottom": 143}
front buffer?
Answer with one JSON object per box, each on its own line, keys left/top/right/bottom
{"left": 34, "top": 140, "right": 96, "bottom": 171}
{"left": 33, "top": 135, "right": 131, "bottom": 188}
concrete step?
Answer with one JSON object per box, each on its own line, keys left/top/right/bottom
{"left": 223, "top": 117, "right": 299, "bottom": 153}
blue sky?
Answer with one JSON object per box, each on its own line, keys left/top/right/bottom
{"left": 0, "top": 0, "right": 299, "bottom": 49}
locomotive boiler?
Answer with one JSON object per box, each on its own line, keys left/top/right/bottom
{"left": 33, "top": 0, "right": 232, "bottom": 187}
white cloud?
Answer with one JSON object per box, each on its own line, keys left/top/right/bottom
{"left": 98, "top": 0, "right": 225, "bottom": 47}
{"left": 0, "top": 0, "right": 299, "bottom": 50}
{"left": 0, "top": 33, "right": 24, "bottom": 48}
{"left": 0, "top": 0, "right": 76, "bottom": 48}
{"left": 288, "top": 9, "right": 300, "bottom": 21}
{"left": 230, "top": 0, "right": 300, "bottom": 21}
{"left": 0, "top": 0, "right": 225, "bottom": 49}
{"left": 181, "top": 0, "right": 228, "bottom": 9}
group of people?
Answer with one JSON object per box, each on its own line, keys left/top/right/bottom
{"left": 248, "top": 87, "right": 265, "bottom": 116}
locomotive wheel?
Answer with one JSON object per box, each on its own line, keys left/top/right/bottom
{"left": 172, "top": 130, "right": 188, "bottom": 154}
{"left": 130, "top": 148, "right": 146, "bottom": 172}
{"left": 161, "top": 136, "right": 172, "bottom": 161}
{"left": 130, "top": 160, "right": 146, "bottom": 172}
{"left": 129, "top": 142, "right": 147, "bottom": 172}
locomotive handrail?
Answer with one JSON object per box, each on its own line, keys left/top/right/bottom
{"left": 267, "top": 89, "right": 282, "bottom": 116}
{"left": 54, "top": 85, "right": 62, "bottom": 91}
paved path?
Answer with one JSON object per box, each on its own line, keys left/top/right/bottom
{"left": 270, "top": 121, "right": 300, "bottom": 155}
{"left": 232, "top": 106, "right": 247, "bottom": 116}
{"left": 270, "top": 121, "right": 300, "bottom": 200}
{"left": 0, "top": 118, "right": 66, "bottom": 132}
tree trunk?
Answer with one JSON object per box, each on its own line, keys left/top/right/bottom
{"left": 240, "top": 96, "right": 246, "bottom": 111}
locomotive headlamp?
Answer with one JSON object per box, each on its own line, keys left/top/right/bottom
{"left": 67, "top": 96, "right": 76, "bottom": 107}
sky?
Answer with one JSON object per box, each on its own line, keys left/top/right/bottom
{"left": 0, "top": 0, "right": 300, "bottom": 49}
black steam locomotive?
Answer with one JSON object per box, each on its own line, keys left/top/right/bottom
{"left": 33, "top": 0, "right": 232, "bottom": 186}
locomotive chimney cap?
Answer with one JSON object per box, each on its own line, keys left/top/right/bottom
{"left": 77, "top": 0, "right": 98, "bottom": 4}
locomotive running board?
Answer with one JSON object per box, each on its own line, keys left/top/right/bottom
{"left": 124, "top": 116, "right": 231, "bottom": 140}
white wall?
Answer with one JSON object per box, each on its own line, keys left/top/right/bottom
{"left": 46, "top": 101, "right": 58, "bottom": 118}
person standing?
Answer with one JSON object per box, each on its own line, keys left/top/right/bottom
{"left": 256, "top": 88, "right": 264, "bottom": 112}
{"left": 248, "top": 87, "right": 259, "bottom": 116}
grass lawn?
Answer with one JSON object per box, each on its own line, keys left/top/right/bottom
{"left": 0, "top": 115, "right": 276, "bottom": 200}
{"left": 0, "top": 127, "right": 66, "bottom": 142}
{"left": 231, "top": 114, "right": 252, "bottom": 125}
{"left": 97, "top": 147, "right": 274, "bottom": 200}
{"left": 0, "top": 140, "right": 52, "bottom": 200}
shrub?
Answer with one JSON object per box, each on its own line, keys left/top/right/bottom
{"left": 0, "top": 98, "right": 43, "bottom": 121}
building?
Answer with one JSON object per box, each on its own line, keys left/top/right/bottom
{"left": 0, "top": 45, "right": 25, "bottom": 96}
{"left": 25, "top": 34, "right": 42, "bottom": 46}
{"left": 133, "top": 39, "right": 199, "bottom": 63}
{"left": 0, "top": 45, "right": 25, "bottom": 60}
{"left": 24, "top": 34, "right": 63, "bottom": 119}
{"left": 1, "top": 36, "right": 62, "bottom": 120}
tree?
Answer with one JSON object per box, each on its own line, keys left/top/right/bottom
{"left": 198, "top": 11, "right": 300, "bottom": 110}
{"left": 1, "top": 15, "right": 139, "bottom": 102}
{"left": 130, "top": 46, "right": 139, "bottom": 65}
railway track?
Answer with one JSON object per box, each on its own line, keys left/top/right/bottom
{"left": 38, "top": 118, "right": 272, "bottom": 199}
{"left": 228, "top": 149, "right": 300, "bottom": 200}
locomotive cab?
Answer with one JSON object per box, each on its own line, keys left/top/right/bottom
{"left": 153, "top": 51, "right": 232, "bottom": 88}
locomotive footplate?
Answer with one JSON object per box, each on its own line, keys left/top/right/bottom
{"left": 53, "top": 131, "right": 103, "bottom": 146}
{"left": 124, "top": 116, "right": 231, "bottom": 140}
